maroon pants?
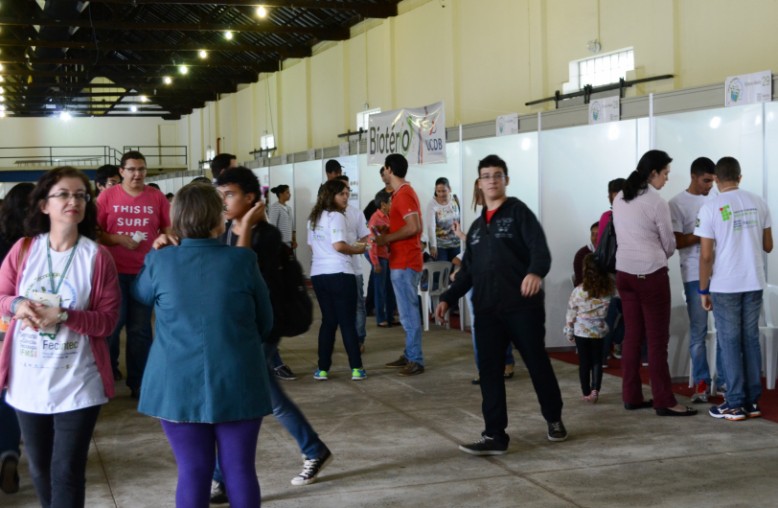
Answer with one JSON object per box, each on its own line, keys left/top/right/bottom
{"left": 616, "top": 268, "right": 677, "bottom": 409}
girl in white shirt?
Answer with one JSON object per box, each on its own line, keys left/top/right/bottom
{"left": 307, "top": 180, "right": 367, "bottom": 381}
{"left": 268, "top": 184, "right": 296, "bottom": 249}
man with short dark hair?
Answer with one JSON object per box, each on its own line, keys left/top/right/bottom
{"left": 207, "top": 167, "right": 332, "bottom": 498}
{"left": 210, "top": 153, "right": 238, "bottom": 182}
{"left": 325, "top": 159, "right": 343, "bottom": 180}
{"left": 669, "top": 156, "right": 720, "bottom": 402}
{"left": 97, "top": 151, "right": 171, "bottom": 394}
{"left": 436, "top": 154, "right": 566, "bottom": 455}
{"left": 697, "top": 156, "right": 773, "bottom": 421}
{"left": 95, "top": 164, "right": 121, "bottom": 195}
{"left": 375, "top": 154, "right": 425, "bottom": 376}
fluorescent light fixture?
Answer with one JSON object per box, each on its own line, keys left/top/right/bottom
{"left": 178, "top": 65, "right": 188, "bottom": 75}
{"left": 163, "top": 76, "right": 173, "bottom": 85}
{"left": 198, "top": 50, "right": 208, "bottom": 59}
{"left": 256, "top": 5, "right": 268, "bottom": 18}
{"left": 224, "top": 31, "right": 233, "bottom": 40}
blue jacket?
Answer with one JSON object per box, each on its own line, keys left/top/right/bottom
{"left": 132, "top": 238, "right": 273, "bottom": 423}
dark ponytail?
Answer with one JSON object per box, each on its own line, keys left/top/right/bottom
{"left": 622, "top": 150, "right": 673, "bottom": 202}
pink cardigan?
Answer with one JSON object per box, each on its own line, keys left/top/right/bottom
{"left": 0, "top": 236, "right": 121, "bottom": 399}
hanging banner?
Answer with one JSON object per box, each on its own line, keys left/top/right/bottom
{"left": 367, "top": 101, "right": 446, "bottom": 165}
{"left": 588, "top": 96, "right": 620, "bottom": 124}
{"left": 725, "top": 70, "right": 772, "bottom": 107}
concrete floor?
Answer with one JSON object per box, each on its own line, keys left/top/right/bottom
{"left": 4, "top": 314, "right": 778, "bottom": 508}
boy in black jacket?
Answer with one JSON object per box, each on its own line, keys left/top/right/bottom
{"left": 436, "top": 154, "right": 566, "bottom": 455}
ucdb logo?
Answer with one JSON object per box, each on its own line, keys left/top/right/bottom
{"left": 719, "top": 204, "right": 732, "bottom": 221}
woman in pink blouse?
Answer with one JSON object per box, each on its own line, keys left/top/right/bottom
{"left": 613, "top": 150, "right": 696, "bottom": 417}
{"left": 0, "top": 167, "right": 121, "bottom": 507}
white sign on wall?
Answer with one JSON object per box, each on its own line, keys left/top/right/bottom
{"left": 725, "top": 70, "right": 772, "bottom": 107}
{"left": 588, "top": 96, "right": 620, "bottom": 124}
{"left": 496, "top": 113, "right": 519, "bottom": 136}
{"left": 367, "top": 101, "right": 446, "bottom": 165}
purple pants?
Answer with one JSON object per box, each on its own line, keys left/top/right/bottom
{"left": 616, "top": 268, "right": 678, "bottom": 409}
{"left": 161, "top": 418, "right": 263, "bottom": 508}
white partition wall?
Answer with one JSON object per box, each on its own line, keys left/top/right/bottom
{"left": 462, "top": 133, "right": 540, "bottom": 232}
{"left": 540, "top": 119, "right": 642, "bottom": 348}
{"left": 765, "top": 103, "right": 778, "bottom": 285}
{"left": 292, "top": 160, "right": 323, "bottom": 276}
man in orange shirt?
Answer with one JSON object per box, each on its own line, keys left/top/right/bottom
{"left": 375, "top": 154, "right": 425, "bottom": 376}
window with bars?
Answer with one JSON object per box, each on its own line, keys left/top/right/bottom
{"left": 564, "top": 48, "right": 635, "bottom": 92}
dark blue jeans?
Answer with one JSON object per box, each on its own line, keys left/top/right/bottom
{"left": 213, "top": 343, "right": 327, "bottom": 485}
{"left": 475, "top": 307, "right": 563, "bottom": 441}
{"left": 373, "top": 258, "right": 397, "bottom": 325}
{"left": 111, "top": 273, "right": 153, "bottom": 390}
{"left": 15, "top": 405, "right": 102, "bottom": 508}
{"left": 311, "top": 273, "right": 363, "bottom": 371}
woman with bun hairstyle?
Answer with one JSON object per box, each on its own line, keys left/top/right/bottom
{"left": 613, "top": 150, "right": 696, "bottom": 417}
{"left": 268, "top": 184, "right": 296, "bottom": 249}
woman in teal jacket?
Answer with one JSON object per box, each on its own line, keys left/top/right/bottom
{"left": 132, "top": 182, "right": 273, "bottom": 508}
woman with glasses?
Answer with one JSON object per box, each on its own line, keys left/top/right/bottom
{"left": 0, "top": 166, "right": 121, "bottom": 507}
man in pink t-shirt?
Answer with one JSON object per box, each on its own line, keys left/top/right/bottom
{"left": 97, "top": 151, "right": 171, "bottom": 397}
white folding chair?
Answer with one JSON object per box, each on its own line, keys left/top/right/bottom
{"left": 417, "top": 261, "right": 451, "bottom": 331}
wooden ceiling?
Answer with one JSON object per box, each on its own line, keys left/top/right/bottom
{"left": 0, "top": 0, "right": 400, "bottom": 119}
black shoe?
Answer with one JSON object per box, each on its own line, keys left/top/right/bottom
{"left": 471, "top": 377, "right": 480, "bottom": 385}
{"left": 624, "top": 399, "right": 653, "bottom": 410}
{"left": 209, "top": 480, "right": 228, "bottom": 504}
{"left": 113, "top": 369, "right": 123, "bottom": 381}
{"left": 385, "top": 356, "right": 408, "bottom": 368}
{"left": 291, "top": 447, "right": 332, "bottom": 486}
{"left": 458, "top": 435, "right": 508, "bottom": 456}
{"left": 0, "top": 454, "right": 20, "bottom": 494}
{"left": 130, "top": 387, "right": 141, "bottom": 399}
{"left": 274, "top": 364, "right": 297, "bottom": 381}
{"left": 547, "top": 421, "right": 568, "bottom": 442}
{"left": 655, "top": 406, "right": 698, "bottom": 417}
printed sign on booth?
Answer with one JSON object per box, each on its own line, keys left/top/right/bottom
{"left": 367, "top": 101, "right": 446, "bottom": 165}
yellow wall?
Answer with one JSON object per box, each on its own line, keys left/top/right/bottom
{"left": 174, "top": 0, "right": 778, "bottom": 157}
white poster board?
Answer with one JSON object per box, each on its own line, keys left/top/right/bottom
{"left": 588, "top": 96, "right": 620, "bottom": 124}
{"left": 725, "top": 70, "right": 772, "bottom": 107}
{"left": 496, "top": 113, "right": 519, "bottom": 136}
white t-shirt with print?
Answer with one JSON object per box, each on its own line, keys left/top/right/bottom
{"left": 669, "top": 190, "right": 708, "bottom": 283}
{"left": 694, "top": 189, "right": 772, "bottom": 293}
{"left": 344, "top": 205, "right": 370, "bottom": 274}
{"left": 6, "top": 235, "right": 107, "bottom": 413}
{"left": 308, "top": 211, "right": 355, "bottom": 276}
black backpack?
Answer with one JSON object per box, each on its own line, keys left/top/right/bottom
{"left": 273, "top": 245, "right": 313, "bottom": 337}
{"left": 593, "top": 215, "right": 617, "bottom": 273}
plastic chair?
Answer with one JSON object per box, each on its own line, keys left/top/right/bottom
{"left": 759, "top": 284, "right": 778, "bottom": 390}
{"left": 417, "top": 261, "right": 451, "bottom": 331}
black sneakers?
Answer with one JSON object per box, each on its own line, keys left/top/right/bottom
{"left": 547, "top": 421, "right": 568, "bottom": 442}
{"left": 291, "top": 447, "right": 333, "bottom": 486}
{"left": 209, "top": 480, "right": 228, "bottom": 504}
{"left": 274, "top": 364, "right": 297, "bottom": 381}
{"left": 458, "top": 435, "right": 508, "bottom": 456}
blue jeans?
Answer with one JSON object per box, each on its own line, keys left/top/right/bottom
{"left": 433, "top": 245, "right": 460, "bottom": 262}
{"left": 311, "top": 273, "right": 363, "bottom": 371}
{"left": 0, "top": 389, "right": 21, "bottom": 460}
{"left": 111, "top": 273, "right": 154, "bottom": 390}
{"left": 355, "top": 273, "right": 367, "bottom": 343}
{"left": 214, "top": 343, "right": 326, "bottom": 485}
{"left": 390, "top": 268, "right": 424, "bottom": 366}
{"left": 466, "top": 290, "right": 513, "bottom": 367}
{"left": 373, "top": 258, "right": 397, "bottom": 325}
{"left": 711, "top": 291, "right": 763, "bottom": 407}
{"left": 684, "top": 280, "right": 727, "bottom": 387}
{"left": 16, "top": 405, "right": 102, "bottom": 508}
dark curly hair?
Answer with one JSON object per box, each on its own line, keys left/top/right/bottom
{"left": 0, "top": 182, "right": 35, "bottom": 243}
{"left": 25, "top": 166, "right": 98, "bottom": 240}
{"left": 582, "top": 254, "right": 613, "bottom": 299}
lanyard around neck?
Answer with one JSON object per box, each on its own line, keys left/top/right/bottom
{"left": 46, "top": 234, "right": 79, "bottom": 295}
